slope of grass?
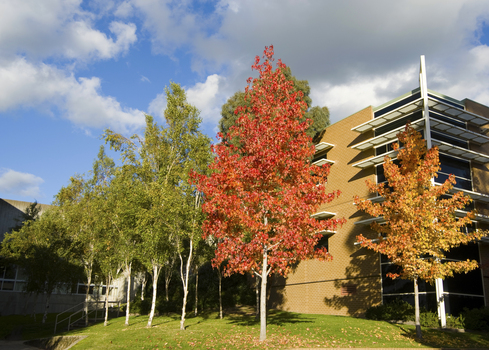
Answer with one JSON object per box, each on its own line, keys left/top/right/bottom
{"left": 3, "top": 308, "right": 489, "bottom": 349}
{"left": 65, "top": 309, "right": 489, "bottom": 349}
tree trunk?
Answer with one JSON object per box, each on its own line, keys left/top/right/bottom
{"left": 147, "top": 264, "right": 161, "bottom": 328}
{"left": 42, "top": 292, "right": 51, "bottom": 324}
{"left": 260, "top": 247, "right": 268, "bottom": 342}
{"left": 414, "top": 278, "right": 422, "bottom": 339}
{"left": 164, "top": 258, "right": 174, "bottom": 302}
{"left": 125, "top": 261, "right": 132, "bottom": 326}
{"left": 255, "top": 276, "right": 260, "bottom": 319}
{"left": 194, "top": 267, "right": 199, "bottom": 316}
{"left": 140, "top": 272, "right": 147, "bottom": 301}
{"left": 218, "top": 267, "right": 223, "bottom": 319}
{"left": 85, "top": 272, "right": 92, "bottom": 326}
{"left": 31, "top": 293, "right": 39, "bottom": 321}
{"left": 104, "top": 274, "right": 111, "bottom": 326}
{"left": 179, "top": 239, "right": 193, "bottom": 330}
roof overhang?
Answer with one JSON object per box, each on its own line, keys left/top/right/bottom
{"left": 317, "top": 230, "right": 336, "bottom": 235}
{"left": 352, "top": 98, "right": 423, "bottom": 133}
{"left": 352, "top": 150, "right": 398, "bottom": 168}
{"left": 432, "top": 139, "right": 489, "bottom": 163}
{"left": 312, "top": 211, "right": 336, "bottom": 219}
{"left": 351, "top": 119, "right": 425, "bottom": 151}
{"left": 313, "top": 158, "right": 335, "bottom": 166}
{"left": 455, "top": 210, "right": 489, "bottom": 224}
{"left": 354, "top": 216, "right": 385, "bottom": 225}
{"left": 439, "top": 185, "right": 489, "bottom": 203}
{"left": 430, "top": 118, "right": 489, "bottom": 144}
{"left": 428, "top": 98, "right": 489, "bottom": 126}
{"left": 315, "top": 142, "right": 334, "bottom": 153}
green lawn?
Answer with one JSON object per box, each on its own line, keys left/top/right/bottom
{"left": 3, "top": 308, "right": 489, "bottom": 349}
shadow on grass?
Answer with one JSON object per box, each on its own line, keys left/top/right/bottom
{"left": 393, "top": 323, "right": 489, "bottom": 349}
{"left": 227, "top": 309, "right": 315, "bottom": 327}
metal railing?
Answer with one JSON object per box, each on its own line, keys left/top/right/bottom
{"left": 54, "top": 300, "right": 120, "bottom": 334}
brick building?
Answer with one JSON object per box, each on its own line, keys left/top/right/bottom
{"left": 270, "top": 57, "right": 489, "bottom": 321}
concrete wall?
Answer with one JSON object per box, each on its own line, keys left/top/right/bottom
{"left": 0, "top": 198, "right": 51, "bottom": 241}
{"left": 0, "top": 198, "right": 139, "bottom": 316}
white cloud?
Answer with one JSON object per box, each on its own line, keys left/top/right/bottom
{"left": 311, "top": 67, "right": 418, "bottom": 123}
{"left": 186, "top": 74, "right": 226, "bottom": 124}
{"left": 0, "top": 169, "right": 44, "bottom": 198}
{"left": 134, "top": 0, "right": 489, "bottom": 122}
{"left": 0, "top": 58, "right": 145, "bottom": 133}
{"left": 0, "top": 0, "right": 137, "bottom": 62}
{"left": 131, "top": 0, "right": 200, "bottom": 56}
{"left": 141, "top": 75, "right": 151, "bottom": 83}
{"left": 115, "top": 1, "right": 134, "bottom": 18}
{"left": 149, "top": 74, "right": 228, "bottom": 125}
{"left": 148, "top": 91, "right": 167, "bottom": 119}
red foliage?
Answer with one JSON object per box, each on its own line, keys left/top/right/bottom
{"left": 193, "top": 46, "right": 344, "bottom": 278}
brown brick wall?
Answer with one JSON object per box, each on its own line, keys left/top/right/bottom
{"left": 269, "top": 107, "right": 383, "bottom": 317}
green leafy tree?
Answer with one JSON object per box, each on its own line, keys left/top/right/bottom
{"left": 219, "top": 66, "right": 329, "bottom": 141}
{"left": 105, "top": 165, "right": 141, "bottom": 326}
{"left": 104, "top": 82, "right": 211, "bottom": 329}
{"left": 90, "top": 146, "right": 124, "bottom": 327}
{"left": 355, "top": 125, "right": 484, "bottom": 339}
{"left": 55, "top": 159, "right": 109, "bottom": 325}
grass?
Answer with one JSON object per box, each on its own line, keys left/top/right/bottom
{"left": 2, "top": 308, "right": 489, "bottom": 349}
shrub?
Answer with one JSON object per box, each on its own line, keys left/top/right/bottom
{"left": 419, "top": 310, "right": 439, "bottom": 328}
{"left": 446, "top": 314, "right": 465, "bottom": 329}
{"left": 462, "top": 307, "right": 489, "bottom": 331}
{"left": 130, "top": 298, "right": 151, "bottom": 315}
{"left": 365, "top": 299, "right": 414, "bottom": 322}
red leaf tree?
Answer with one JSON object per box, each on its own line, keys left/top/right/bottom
{"left": 193, "top": 46, "right": 344, "bottom": 341}
{"left": 355, "top": 124, "right": 483, "bottom": 339}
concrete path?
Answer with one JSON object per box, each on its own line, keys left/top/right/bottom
{"left": 0, "top": 340, "right": 39, "bottom": 349}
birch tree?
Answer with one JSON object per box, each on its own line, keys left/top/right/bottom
{"left": 104, "top": 82, "right": 211, "bottom": 328}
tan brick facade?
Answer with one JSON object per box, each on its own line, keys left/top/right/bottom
{"left": 269, "top": 107, "right": 383, "bottom": 317}
{"left": 270, "top": 92, "right": 489, "bottom": 317}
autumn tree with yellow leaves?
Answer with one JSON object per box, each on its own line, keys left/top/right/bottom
{"left": 355, "top": 124, "right": 483, "bottom": 339}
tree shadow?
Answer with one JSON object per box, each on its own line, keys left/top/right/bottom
{"left": 322, "top": 246, "right": 381, "bottom": 317}
{"left": 226, "top": 309, "right": 314, "bottom": 327}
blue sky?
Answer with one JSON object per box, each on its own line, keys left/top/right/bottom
{"left": 2, "top": 0, "right": 489, "bottom": 204}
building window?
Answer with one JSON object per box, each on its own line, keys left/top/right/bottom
{"left": 428, "top": 93, "right": 464, "bottom": 109}
{"left": 374, "top": 91, "right": 422, "bottom": 118}
{"left": 341, "top": 284, "right": 357, "bottom": 296}
{"left": 0, "top": 264, "right": 24, "bottom": 292}
{"left": 375, "top": 111, "right": 423, "bottom": 137}
{"left": 431, "top": 131, "right": 468, "bottom": 149}
{"left": 430, "top": 111, "right": 466, "bottom": 129}
{"left": 437, "top": 154, "right": 472, "bottom": 190}
{"left": 315, "top": 235, "right": 329, "bottom": 252}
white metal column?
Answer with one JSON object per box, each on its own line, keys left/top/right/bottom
{"left": 420, "top": 55, "right": 447, "bottom": 328}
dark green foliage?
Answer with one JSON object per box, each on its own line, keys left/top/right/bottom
{"left": 219, "top": 67, "right": 329, "bottom": 141}
{"left": 365, "top": 299, "right": 415, "bottom": 322}
{"left": 131, "top": 262, "right": 255, "bottom": 315}
{"left": 462, "top": 307, "right": 489, "bottom": 331}
{"left": 365, "top": 299, "right": 472, "bottom": 329}
{"left": 305, "top": 106, "right": 330, "bottom": 139}
{"left": 419, "top": 310, "right": 439, "bottom": 328}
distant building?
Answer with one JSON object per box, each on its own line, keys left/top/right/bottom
{"left": 0, "top": 198, "right": 137, "bottom": 315}
{"left": 270, "top": 57, "right": 489, "bottom": 320}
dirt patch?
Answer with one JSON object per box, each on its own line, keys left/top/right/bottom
{"left": 25, "top": 335, "right": 87, "bottom": 350}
